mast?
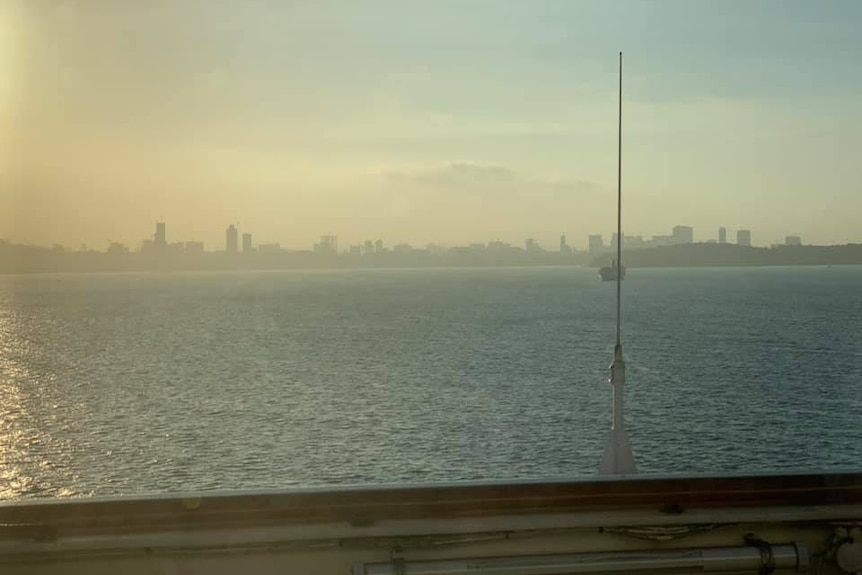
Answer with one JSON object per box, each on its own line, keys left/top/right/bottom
{"left": 600, "top": 52, "right": 636, "bottom": 475}
{"left": 616, "top": 51, "right": 623, "bottom": 349}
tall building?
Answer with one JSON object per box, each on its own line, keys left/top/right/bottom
{"left": 374, "top": 239, "right": 383, "bottom": 253}
{"left": 525, "top": 238, "right": 537, "bottom": 252}
{"left": 154, "top": 222, "right": 166, "bottom": 249}
{"left": 588, "top": 234, "right": 604, "bottom": 254}
{"left": 242, "top": 233, "right": 253, "bottom": 253}
{"left": 718, "top": 226, "right": 727, "bottom": 244}
{"left": 785, "top": 235, "right": 802, "bottom": 246}
{"left": 559, "top": 234, "right": 571, "bottom": 254}
{"left": 672, "top": 225, "right": 694, "bottom": 245}
{"left": 364, "top": 240, "right": 374, "bottom": 255}
{"left": 737, "top": 229, "right": 752, "bottom": 247}
{"left": 226, "top": 224, "right": 238, "bottom": 254}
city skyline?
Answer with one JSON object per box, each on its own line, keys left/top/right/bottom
{"left": 4, "top": 217, "right": 857, "bottom": 275}
{"left": 3, "top": 2, "right": 861, "bottom": 248}
{"left": 0, "top": 216, "right": 818, "bottom": 253}
{"left": 4, "top": 219, "right": 802, "bottom": 255}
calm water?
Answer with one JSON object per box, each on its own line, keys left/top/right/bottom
{"left": 1, "top": 266, "right": 861, "bottom": 499}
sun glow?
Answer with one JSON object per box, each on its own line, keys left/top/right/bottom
{"left": 0, "top": 2, "right": 19, "bottom": 110}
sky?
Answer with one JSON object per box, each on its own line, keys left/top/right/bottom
{"left": 2, "top": 0, "right": 861, "bottom": 250}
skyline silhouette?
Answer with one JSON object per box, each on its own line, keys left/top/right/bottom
{"left": 0, "top": 219, "right": 784, "bottom": 255}
{"left": 3, "top": 217, "right": 861, "bottom": 275}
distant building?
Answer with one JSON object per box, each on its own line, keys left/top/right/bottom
{"left": 364, "top": 240, "right": 374, "bottom": 255}
{"left": 167, "top": 242, "right": 184, "bottom": 255}
{"left": 737, "top": 229, "right": 752, "bottom": 247}
{"left": 242, "top": 233, "right": 253, "bottom": 253}
{"left": 374, "top": 239, "right": 383, "bottom": 253}
{"left": 226, "top": 225, "right": 239, "bottom": 254}
{"left": 107, "top": 242, "right": 128, "bottom": 255}
{"left": 559, "top": 235, "right": 571, "bottom": 254}
{"left": 672, "top": 225, "right": 694, "bottom": 245}
{"left": 588, "top": 234, "right": 604, "bottom": 254}
{"left": 349, "top": 244, "right": 361, "bottom": 256}
{"left": 718, "top": 226, "right": 727, "bottom": 244}
{"left": 154, "top": 222, "right": 166, "bottom": 249}
{"left": 525, "top": 238, "right": 537, "bottom": 252}
{"left": 649, "top": 234, "right": 673, "bottom": 247}
{"left": 185, "top": 241, "right": 204, "bottom": 254}
{"left": 785, "top": 235, "right": 802, "bottom": 246}
{"left": 625, "top": 235, "right": 645, "bottom": 249}
{"left": 393, "top": 243, "right": 413, "bottom": 254}
{"left": 611, "top": 233, "right": 645, "bottom": 250}
{"left": 314, "top": 234, "right": 338, "bottom": 255}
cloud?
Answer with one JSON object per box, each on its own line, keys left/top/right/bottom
{"left": 411, "top": 163, "right": 518, "bottom": 186}
{"left": 383, "top": 162, "right": 603, "bottom": 199}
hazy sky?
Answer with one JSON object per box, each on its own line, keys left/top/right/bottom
{"left": 2, "top": 0, "right": 861, "bottom": 250}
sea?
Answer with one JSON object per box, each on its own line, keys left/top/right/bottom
{"left": 1, "top": 265, "right": 861, "bottom": 500}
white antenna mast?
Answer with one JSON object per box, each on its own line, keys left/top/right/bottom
{"left": 600, "top": 52, "right": 636, "bottom": 475}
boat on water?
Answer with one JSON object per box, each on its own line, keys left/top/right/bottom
{"left": 599, "top": 259, "right": 626, "bottom": 281}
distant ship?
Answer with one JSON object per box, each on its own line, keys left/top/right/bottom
{"left": 599, "top": 259, "right": 626, "bottom": 281}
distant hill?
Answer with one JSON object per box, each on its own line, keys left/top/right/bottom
{"left": 590, "top": 243, "right": 862, "bottom": 268}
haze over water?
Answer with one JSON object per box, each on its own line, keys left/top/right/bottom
{"left": 2, "top": 266, "right": 860, "bottom": 500}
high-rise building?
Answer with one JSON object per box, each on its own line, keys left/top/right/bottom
{"left": 588, "top": 234, "right": 604, "bottom": 254}
{"left": 154, "top": 222, "right": 166, "bottom": 249}
{"left": 718, "top": 227, "right": 727, "bottom": 244}
{"left": 226, "top": 225, "right": 238, "bottom": 254}
{"left": 364, "top": 240, "right": 374, "bottom": 255}
{"left": 242, "top": 233, "right": 253, "bottom": 253}
{"left": 737, "top": 229, "right": 752, "bottom": 247}
{"left": 672, "top": 225, "right": 694, "bottom": 245}
{"left": 559, "top": 235, "right": 571, "bottom": 254}
{"left": 785, "top": 235, "right": 802, "bottom": 246}
{"left": 525, "top": 238, "right": 537, "bottom": 252}
{"left": 374, "top": 239, "right": 383, "bottom": 253}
